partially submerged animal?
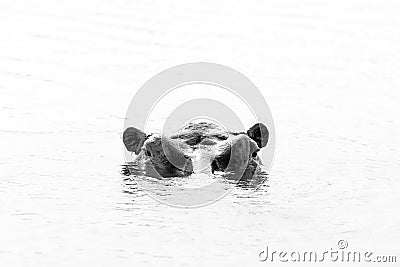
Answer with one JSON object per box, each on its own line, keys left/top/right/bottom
{"left": 123, "top": 122, "right": 269, "bottom": 180}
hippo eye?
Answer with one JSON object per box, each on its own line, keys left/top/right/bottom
{"left": 252, "top": 152, "right": 258, "bottom": 157}
{"left": 145, "top": 150, "right": 152, "bottom": 157}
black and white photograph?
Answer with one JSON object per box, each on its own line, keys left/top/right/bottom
{"left": 0, "top": 0, "right": 399, "bottom": 266}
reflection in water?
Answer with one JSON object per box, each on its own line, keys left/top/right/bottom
{"left": 121, "top": 162, "right": 270, "bottom": 205}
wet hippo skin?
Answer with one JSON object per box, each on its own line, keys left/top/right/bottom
{"left": 123, "top": 122, "right": 269, "bottom": 179}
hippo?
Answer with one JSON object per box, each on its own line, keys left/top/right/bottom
{"left": 122, "top": 122, "right": 269, "bottom": 180}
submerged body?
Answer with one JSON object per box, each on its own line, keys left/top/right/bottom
{"left": 123, "top": 122, "right": 269, "bottom": 180}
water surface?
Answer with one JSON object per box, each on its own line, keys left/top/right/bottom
{"left": 1, "top": 0, "right": 400, "bottom": 266}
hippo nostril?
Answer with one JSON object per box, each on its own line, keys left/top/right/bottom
{"left": 252, "top": 152, "right": 258, "bottom": 157}
{"left": 145, "top": 150, "right": 152, "bottom": 157}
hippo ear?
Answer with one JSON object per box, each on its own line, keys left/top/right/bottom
{"left": 247, "top": 123, "right": 269, "bottom": 148}
{"left": 123, "top": 127, "right": 146, "bottom": 154}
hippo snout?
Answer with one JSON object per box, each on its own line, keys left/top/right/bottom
{"left": 142, "top": 135, "right": 193, "bottom": 177}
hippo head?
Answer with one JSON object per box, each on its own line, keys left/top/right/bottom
{"left": 123, "top": 122, "right": 269, "bottom": 179}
